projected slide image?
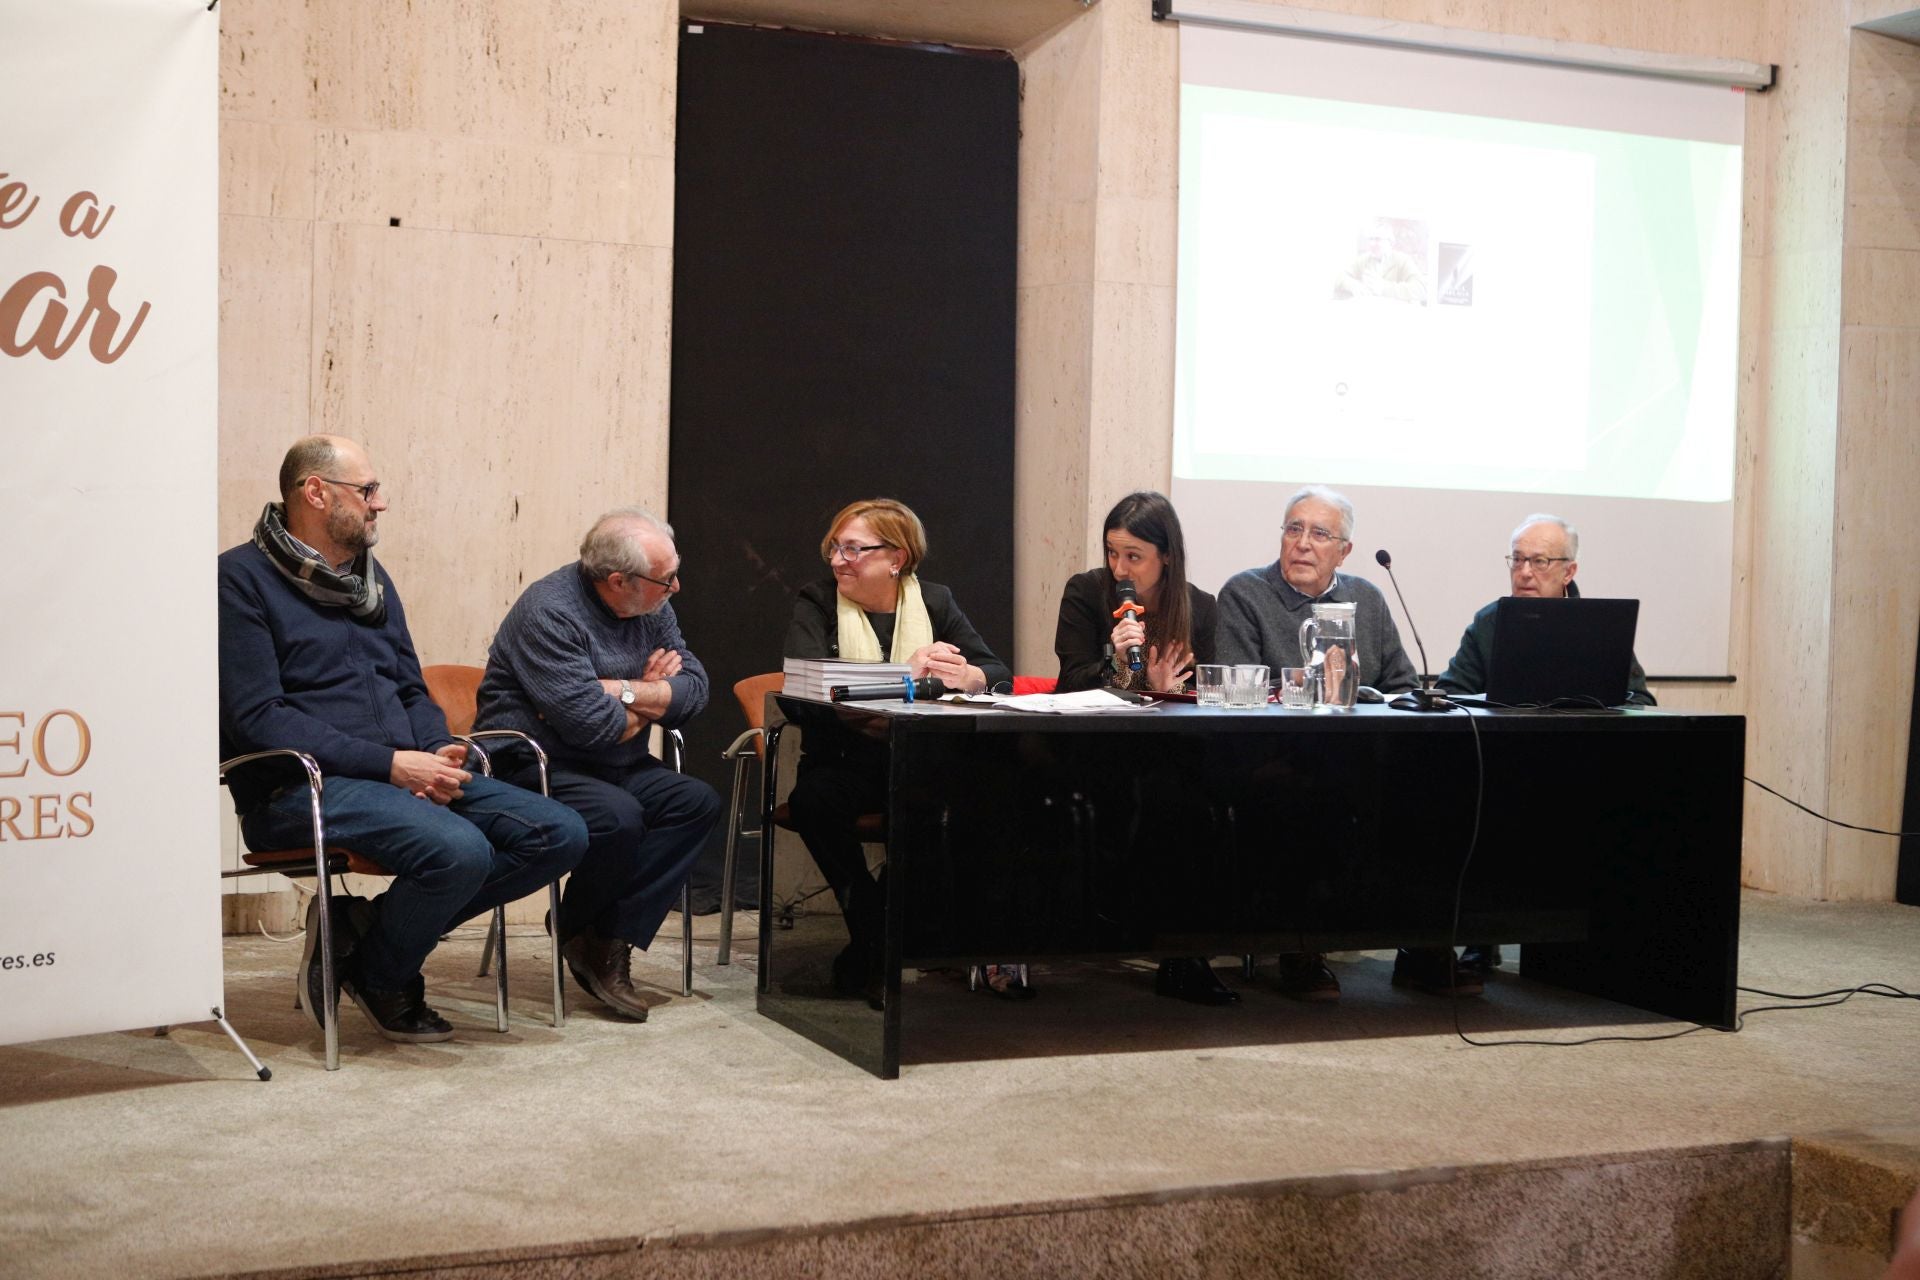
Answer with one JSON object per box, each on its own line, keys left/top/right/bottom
{"left": 1174, "top": 84, "right": 1741, "bottom": 504}
{"left": 1437, "top": 243, "right": 1474, "bottom": 306}
{"left": 1333, "top": 218, "right": 1429, "bottom": 304}
{"left": 1181, "top": 107, "right": 1595, "bottom": 481}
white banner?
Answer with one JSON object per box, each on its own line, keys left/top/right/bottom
{"left": 0, "top": 0, "right": 222, "bottom": 1043}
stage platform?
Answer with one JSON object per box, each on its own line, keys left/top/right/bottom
{"left": 2, "top": 890, "right": 1916, "bottom": 1279}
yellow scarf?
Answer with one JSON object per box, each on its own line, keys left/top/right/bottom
{"left": 835, "top": 574, "right": 936, "bottom": 663}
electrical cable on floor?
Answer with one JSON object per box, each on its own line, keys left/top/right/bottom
{"left": 1743, "top": 776, "right": 1918, "bottom": 837}
{"left": 772, "top": 884, "right": 834, "bottom": 923}
{"left": 257, "top": 881, "right": 315, "bottom": 944}
{"left": 1443, "top": 705, "right": 1919, "bottom": 1049}
{"left": 1738, "top": 982, "right": 1916, "bottom": 1000}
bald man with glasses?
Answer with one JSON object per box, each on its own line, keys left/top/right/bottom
{"left": 219, "top": 435, "right": 590, "bottom": 1045}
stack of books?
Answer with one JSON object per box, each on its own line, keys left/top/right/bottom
{"left": 781, "top": 657, "right": 911, "bottom": 702}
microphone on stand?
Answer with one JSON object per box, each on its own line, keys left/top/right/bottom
{"left": 1374, "top": 549, "right": 1451, "bottom": 712}
{"left": 1114, "top": 580, "right": 1145, "bottom": 671}
{"left": 830, "top": 675, "right": 948, "bottom": 703}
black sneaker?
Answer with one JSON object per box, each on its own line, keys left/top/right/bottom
{"left": 339, "top": 958, "right": 455, "bottom": 1043}
{"left": 402, "top": 973, "right": 453, "bottom": 1036}
{"left": 296, "top": 894, "right": 361, "bottom": 1030}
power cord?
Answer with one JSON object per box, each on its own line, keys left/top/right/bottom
{"left": 1455, "top": 985, "right": 1919, "bottom": 1048}
{"left": 1440, "top": 704, "right": 1918, "bottom": 1048}
{"left": 771, "top": 884, "right": 835, "bottom": 928}
{"left": 1744, "top": 776, "right": 1919, "bottom": 837}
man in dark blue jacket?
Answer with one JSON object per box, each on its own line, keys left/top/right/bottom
{"left": 219, "top": 435, "right": 588, "bottom": 1044}
{"left": 476, "top": 510, "right": 720, "bottom": 1022}
{"left": 1403, "top": 512, "right": 1657, "bottom": 996}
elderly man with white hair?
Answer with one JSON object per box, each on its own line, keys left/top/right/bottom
{"left": 1216, "top": 484, "right": 1419, "bottom": 695}
{"left": 1216, "top": 484, "right": 1419, "bottom": 1003}
{"left": 1435, "top": 513, "right": 1653, "bottom": 707}
{"left": 1399, "top": 512, "right": 1657, "bottom": 998}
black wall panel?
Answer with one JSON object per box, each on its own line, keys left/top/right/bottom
{"left": 667, "top": 23, "right": 1019, "bottom": 907}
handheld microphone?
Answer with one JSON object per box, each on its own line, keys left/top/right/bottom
{"left": 830, "top": 676, "right": 948, "bottom": 703}
{"left": 1115, "top": 580, "right": 1145, "bottom": 672}
{"left": 1374, "top": 549, "right": 1450, "bottom": 712}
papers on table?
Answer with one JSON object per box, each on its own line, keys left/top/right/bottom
{"left": 781, "top": 657, "right": 911, "bottom": 701}
{"left": 780, "top": 663, "right": 1156, "bottom": 714}
{"left": 981, "top": 689, "right": 1157, "bottom": 714}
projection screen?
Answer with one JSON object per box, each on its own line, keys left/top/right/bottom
{"left": 1173, "top": 23, "right": 1746, "bottom": 677}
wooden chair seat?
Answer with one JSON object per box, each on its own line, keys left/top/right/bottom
{"left": 239, "top": 847, "right": 392, "bottom": 879}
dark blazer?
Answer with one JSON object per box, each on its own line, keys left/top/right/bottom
{"left": 1053, "top": 567, "right": 1219, "bottom": 693}
{"left": 784, "top": 578, "right": 1012, "bottom": 691}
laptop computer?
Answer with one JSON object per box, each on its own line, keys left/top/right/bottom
{"left": 1478, "top": 596, "right": 1641, "bottom": 708}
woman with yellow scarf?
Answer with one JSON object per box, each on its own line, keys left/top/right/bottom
{"left": 783, "top": 498, "right": 1014, "bottom": 1003}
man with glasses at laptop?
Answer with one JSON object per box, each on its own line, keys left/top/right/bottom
{"left": 1401, "top": 513, "right": 1656, "bottom": 995}
{"left": 1437, "top": 513, "right": 1653, "bottom": 709}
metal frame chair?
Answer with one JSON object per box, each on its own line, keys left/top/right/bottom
{"left": 219, "top": 747, "right": 505, "bottom": 1070}
{"left": 716, "top": 673, "right": 784, "bottom": 964}
{"left": 421, "top": 664, "right": 566, "bottom": 1028}
{"left": 659, "top": 726, "right": 695, "bottom": 999}
{"left": 459, "top": 689, "right": 696, "bottom": 1004}
{"left": 719, "top": 673, "right": 885, "bottom": 965}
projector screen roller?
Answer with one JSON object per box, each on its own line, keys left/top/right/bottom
{"left": 1173, "top": 26, "right": 1746, "bottom": 677}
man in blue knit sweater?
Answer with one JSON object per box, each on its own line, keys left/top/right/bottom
{"left": 476, "top": 509, "right": 721, "bottom": 1022}
{"left": 219, "top": 436, "right": 589, "bottom": 1044}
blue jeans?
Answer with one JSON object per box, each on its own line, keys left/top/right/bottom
{"left": 242, "top": 774, "right": 589, "bottom": 991}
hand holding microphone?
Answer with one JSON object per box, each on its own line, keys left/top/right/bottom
{"left": 1112, "top": 581, "right": 1146, "bottom": 671}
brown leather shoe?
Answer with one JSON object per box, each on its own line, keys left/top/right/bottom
{"left": 560, "top": 930, "right": 650, "bottom": 1021}
{"left": 1276, "top": 952, "right": 1341, "bottom": 1002}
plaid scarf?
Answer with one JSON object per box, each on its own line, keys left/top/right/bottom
{"left": 252, "top": 502, "right": 387, "bottom": 625}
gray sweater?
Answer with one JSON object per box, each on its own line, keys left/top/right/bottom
{"left": 476, "top": 563, "right": 708, "bottom": 771}
{"left": 1215, "top": 563, "right": 1419, "bottom": 693}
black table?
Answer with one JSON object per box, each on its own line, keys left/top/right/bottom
{"left": 757, "top": 697, "right": 1744, "bottom": 1078}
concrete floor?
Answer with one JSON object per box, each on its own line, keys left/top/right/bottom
{"left": 1, "top": 890, "right": 1917, "bottom": 1278}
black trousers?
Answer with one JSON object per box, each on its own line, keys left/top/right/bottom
{"left": 508, "top": 757, "right": 721, "bottom": 949}
{"left": 783, "top": 749, "right": 886, "bottom": 953}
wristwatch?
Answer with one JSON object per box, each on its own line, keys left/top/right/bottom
{"left": 619, "top": 679, "right": 636, "bottom": 706}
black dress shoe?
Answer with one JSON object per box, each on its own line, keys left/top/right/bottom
{"left": 830, "top": 942, "right": 885, "bottom": 1010}
{"left": 340, "top": 959, "right": 454, "bottom": 1043}
{"left": 1392, "top": 947, "right": 1484, "bottom": 997}
{"left": 1155, "top": 957, "right": 1240, "bottom": 1006}
{"left": 1460, "top": 944, "right": 1503, "bottom": 975}
{"left": 1275, "top": 952, "right": 1341, "bottom": 1002}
